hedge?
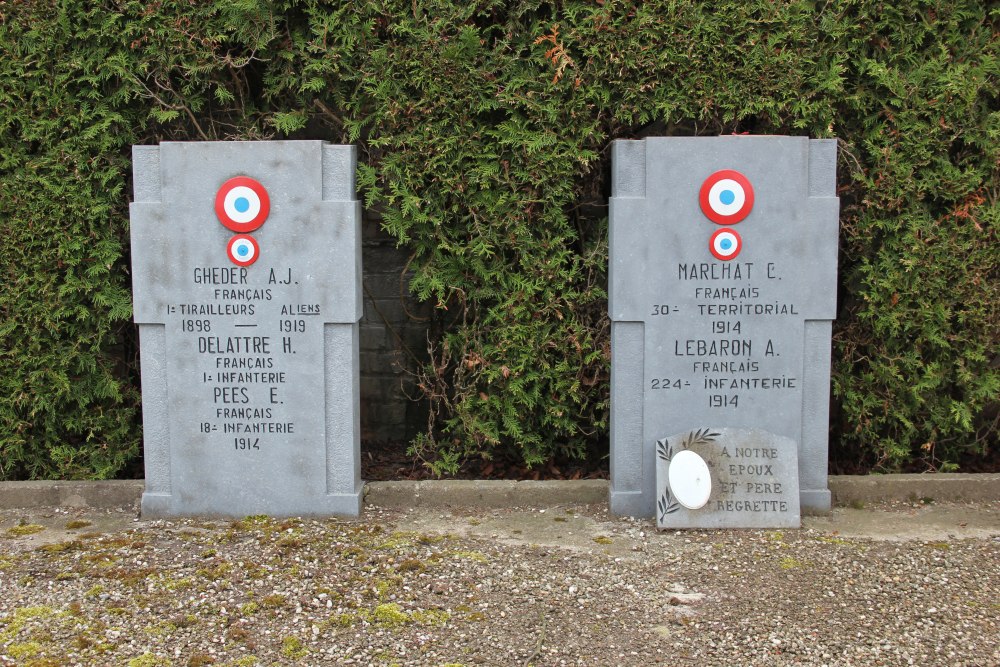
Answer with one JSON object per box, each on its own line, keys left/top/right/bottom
{"left": 0, "top": 0, "right": 996, "bottom": 479}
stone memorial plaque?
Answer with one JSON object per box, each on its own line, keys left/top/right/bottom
{"left": 609, "top": 136, "right": 838, "bottom": 521}
{"left": 130, "top": 141, "right": 363, "bottom": 517}
{"left": 655, "top": 428, "right": 800, "bottom": 529}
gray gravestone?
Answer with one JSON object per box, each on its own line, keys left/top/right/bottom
{"left": 655, "top": 428, "right": 800, "bottom": 529}
{"left": 130, "top": 141, "right": 363, "bottom": 517}
{"left": 609, "top": 136, "right": 838, "bottom": 523}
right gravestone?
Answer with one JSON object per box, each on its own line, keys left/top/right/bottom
{"left": 608, "top": 136, "right": 839, "bottom": 528}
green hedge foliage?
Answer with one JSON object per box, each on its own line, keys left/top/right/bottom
{"left": 0, "top": 0, "right": 996, "bottom": 479}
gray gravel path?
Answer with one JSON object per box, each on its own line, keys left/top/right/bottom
{"left": 1, "top": 501, "right": 998, "bottom": 666}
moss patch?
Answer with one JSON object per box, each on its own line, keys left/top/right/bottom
{"left": 280, "top": 636, "right": 308, "bottom": 659}
{"left": 6, "top": 524, "right": 45, "bottom": 537}
{"left": 450, "top": 550, "right": 488, "bottom": 563}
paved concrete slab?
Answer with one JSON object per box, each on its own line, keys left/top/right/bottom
{"left": 3, "top": 500, "right": 997, "bottom": 559}
{"left": 387, "top": 500, "right": 1000, "bottom": 551}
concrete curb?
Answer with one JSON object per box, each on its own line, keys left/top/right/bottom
{"left": 828, "top": 473, "right": 1000, "bottom": 505}
{"left": 1, "top": 474, "right": 998, "bottom": 511}
{"left": 0, "top": 480, "right": 145, "bottom": 510}
{"left": 363, "top": 479, "right": 609, "bottom": 508}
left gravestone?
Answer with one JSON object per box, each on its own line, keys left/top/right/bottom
{"left": 130, "top": 141, "right": 363, "bottom": 517}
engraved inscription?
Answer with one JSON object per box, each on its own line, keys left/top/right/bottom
{"left": 648, "top": 258, "right": 800, "bottom": 412}
{"left": 170, "top": 266, "right": 307, "bottom": 453}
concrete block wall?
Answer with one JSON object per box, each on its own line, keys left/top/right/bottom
{"left": 360, "top": 212, "right": 432, "bottom": 444}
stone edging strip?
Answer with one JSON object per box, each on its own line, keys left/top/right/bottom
{"left": 0, "top": 480, "right": 145, "bottom": 511}
{"left": 362, "top": 480, "right": 610, "bottom": 508}
{"left": 0, "top": 474, "right": 998, "bottom": 511}
{"left": 828, "top": 473, "right": 1000, "bottom": 506}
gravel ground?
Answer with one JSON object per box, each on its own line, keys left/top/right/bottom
{"left": 1, "top": 501, "right": 998, "bottom": 666}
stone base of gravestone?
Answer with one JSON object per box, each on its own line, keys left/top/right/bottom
{"left": 655, "top": 428, "right": 800, "bottom": 529}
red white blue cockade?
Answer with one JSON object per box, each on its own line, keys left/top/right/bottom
{"left": 699, "top": 169, "right": 754, "bottom": 225}
{"left": 226, "top": 234, "right": 260, "bottom": 267}
{"left": 709, "top": 228, "right": 742, "bottom": 261}
{"left": 215, "top": 176, "right": 270, "bottom": 233}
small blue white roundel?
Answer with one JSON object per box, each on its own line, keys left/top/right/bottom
{"left": 227, "top": 234, "right": 260, "bottom": 267}
{"left": 215, "top": 176, "right": 270, "bottom": 232}
{"left": 709, "top": 228, "right": 742, "bottom": 261}
{"left": 699, "top": 170, "right": 754, "bottom": 225}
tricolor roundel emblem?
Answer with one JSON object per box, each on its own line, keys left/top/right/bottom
{"left": 699, "top": 169, "right": 754, "bottom": 225}
{"left": 709, "top": 228, "right": 742, "bottom": 261}
{"left": 227, "top": 234, "right": 260, "bottom": 267}
{"left": 215, "top": 176, "right": 270, "bottom": 232}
